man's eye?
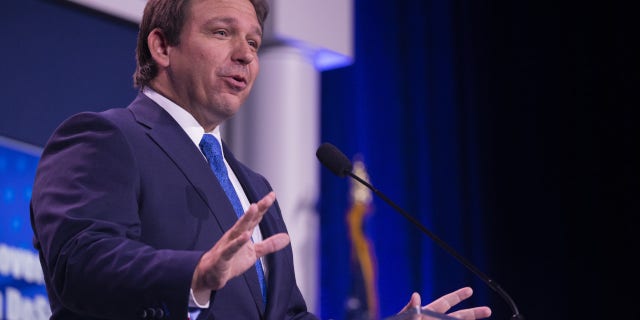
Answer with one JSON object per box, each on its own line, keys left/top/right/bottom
{"left": 214, "top": 30, "right": 227, "bottom": 36}
{"left": 248, "top": 40, "right": 260, "bottom": 49}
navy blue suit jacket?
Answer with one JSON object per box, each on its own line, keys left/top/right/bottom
{"left": 30, "top": 93, "right": 316, "bottom": 320}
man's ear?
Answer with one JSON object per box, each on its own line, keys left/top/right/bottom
{"left": 148, "top": 28, "right": 171, "bottom": 67}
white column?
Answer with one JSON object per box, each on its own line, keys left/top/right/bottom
{"left": 224, "top": 45, "right": 321, "bottom": 313}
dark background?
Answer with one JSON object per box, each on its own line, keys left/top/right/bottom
{"left": 1, "top": 1, "right": 638, "bottom": 320}
{"left": 320, "top": 1, "right": 638, "bottom": 320}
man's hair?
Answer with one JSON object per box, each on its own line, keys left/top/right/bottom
{"left": 133, "top": 0, "right": 269, "bottom": 88}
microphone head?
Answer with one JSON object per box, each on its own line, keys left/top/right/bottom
{"left": 316, "top": 143, "right": 353, "bottom": 178}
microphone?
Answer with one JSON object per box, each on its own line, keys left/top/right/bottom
{"left": 316, "top": 142, "right": 524, "bottom": 320}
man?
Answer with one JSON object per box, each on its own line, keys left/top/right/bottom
{"left": 30, "top": 0, "right": 492, "bottom": 319}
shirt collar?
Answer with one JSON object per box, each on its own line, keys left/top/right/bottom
{"left": 142, "top": 87, "right": 223, "bottom": 153}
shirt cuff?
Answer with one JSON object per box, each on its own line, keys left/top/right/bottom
{"left": 189, "top": 288, "right": 211, "bottom": 308}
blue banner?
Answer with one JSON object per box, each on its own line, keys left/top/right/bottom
{"left": 0, "top": 136, "right": 50, "bottom": 320}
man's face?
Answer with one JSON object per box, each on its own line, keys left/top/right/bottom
{"left": 167, "top": 0, "right": 262, "bottom": 129}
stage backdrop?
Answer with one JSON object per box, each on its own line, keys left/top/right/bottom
{"left": 0, "top": 136, "right": 49, "bottom": 320}
{"left": 2, "top": 1, "right": 636, "bottom": 320}
{"left": 320, "top": 1, "right": 637, "bottom": 320}
{"left": 318, "top": 1, "right": 490, "bottom": 319}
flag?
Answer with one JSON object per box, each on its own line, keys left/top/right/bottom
{"left": 345, "top": 157, "right": 379, "bottom": 320}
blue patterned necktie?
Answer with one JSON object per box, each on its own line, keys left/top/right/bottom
{"left": 199, "top": 134, "right": 267, "bottom": 306}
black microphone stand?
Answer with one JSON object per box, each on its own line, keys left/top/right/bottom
{"left": 346, "top": 171, "right": 525, "bottom": 320}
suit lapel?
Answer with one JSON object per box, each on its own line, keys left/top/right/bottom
{"left": 128, "top": 93, "right": 239, "bottom": 236}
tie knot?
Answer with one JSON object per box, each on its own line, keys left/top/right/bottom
{"left": 199, "top": 134, "right": 223, "bottom": 161}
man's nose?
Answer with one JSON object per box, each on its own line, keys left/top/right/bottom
{"left": 232, "top": 41, "right": 255, "bottom": 65}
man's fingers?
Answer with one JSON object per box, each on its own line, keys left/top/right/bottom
{"left": 218, "top": 230, "right": 254, "bottom": 260}
{"left": 396, "top": 292, "right": 421, "bottom": 315}
{"left": 409, "top": 292, "right": 421, "bottom": 309}
{"left": 447, "top": 307, "right": 492, "bottom": 320}
{"left": 424, "top": 287, "right": 472, "bottom": 313}
{"left": 420, "top": 287, "right": 491, "bottom": 319}
{"left": 254, "top": 233, "right": 290, "bottom": 257}
{"left": 193, "top": 192, "right": 279, "bottom": 292}
{"left": 232, "top": 191, "right": 276, "bottom": 233}
{"left": 255, "top": 191, "right": 276, "bottom": 210}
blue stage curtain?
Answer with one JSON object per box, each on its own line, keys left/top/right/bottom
{"left": 319, "top": 1, "right": 489, "bottom": 319}
{"left": 321, "top": 1, "right": 638, "bottom": 320}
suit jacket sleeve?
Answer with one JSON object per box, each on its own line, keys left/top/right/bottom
{"left": 31, "top": 112, "right": 203, "bottom": 319}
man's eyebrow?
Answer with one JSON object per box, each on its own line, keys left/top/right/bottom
{"left": 204, "top": 16, "right": 263, "bottom": 37}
